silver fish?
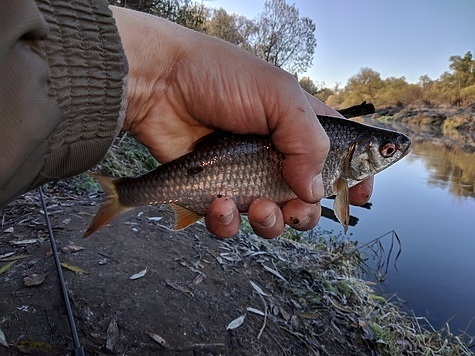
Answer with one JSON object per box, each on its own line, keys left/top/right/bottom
{"left": 84, "top": 115, "right": 411, "bottom": 237}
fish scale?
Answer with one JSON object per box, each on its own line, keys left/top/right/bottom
{"left": 84, "top": 115, "right": 411, "bottom": 237}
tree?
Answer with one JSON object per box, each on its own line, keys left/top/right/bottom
{"left": 343, "top": 68, "right": 383, "bottom": 106}
{"left": 205, "top": 8, "right": 256, "bottom": 49}
{"left": 108, "top": 0, "right": 158, "bottom": 13}
{"left": 110, "top": 0, "right": 207, "bottom": 31}
{"left": 251, "top": 0, "right": 316, "bottom": 75}
{"left": 448, "top": 51, "right": 475, "bottom": 105}
{"left": 299, "top": 76, "right": 318, "bottom": 95}
{"left": 153, "top": 0, "right": 207, "bottom": 30}
{"left": 315, "top": 87, "right": 334, "bottom": 103}
{"left": 376, "top": 76, "right": 422, "bottom": 107}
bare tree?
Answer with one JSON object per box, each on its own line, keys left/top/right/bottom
{"left": 251, "top": 0, "right": 316, "bottom": 75}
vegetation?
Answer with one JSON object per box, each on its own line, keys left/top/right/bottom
{"left": 109, "top": 0, "right": 474, "bottom": 108}
{"left": 110, "top": 0, "right": 316, "bottom": 75}
{"left": 325, "top": 52, "right": 475, "bottom": 108}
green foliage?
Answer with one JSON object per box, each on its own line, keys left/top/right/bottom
{"left": 111, "top": 2, "right": 473, "bottom": 108}
{"left": 96, "top": 133, "right": 159, "bottom": 177}
{"left": 110, "top": 0, "right": 207, "bottom": 31}
{"left": 205, "top": 8, "right": 255, "bottom": 48}
{"left": 324, "top": 51, "right": 475, "bottom": 108}
{"left": 299, "top": 76, "right": 319, "bottom": 95}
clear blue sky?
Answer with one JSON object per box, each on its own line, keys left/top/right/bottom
{"left": 209, "top": 0, "right": 475, "bottom": 88}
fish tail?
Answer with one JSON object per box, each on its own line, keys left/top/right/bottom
{"left": 83, "top": 172, "right": 131, "bottom": 238}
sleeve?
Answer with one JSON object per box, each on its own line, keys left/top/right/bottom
{"left": 0, "top": 0, "right": 128, "bottom": 207}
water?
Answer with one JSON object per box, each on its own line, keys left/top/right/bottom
{"left": 318, "top": 120, "right": 475, "bottom": 336}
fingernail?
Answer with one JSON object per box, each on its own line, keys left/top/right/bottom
{"left": 312, "top": 174, "right": 324, "bottom": 201}
{"left": 217, "top": 210, "right": 234, "bottom": 225}
{"left": 257, "top": 209, "right": 277, "bottom": 228}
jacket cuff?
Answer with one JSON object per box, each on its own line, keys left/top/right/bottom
{"left": 28, "top": 0, "right": 128, "bottom": 188}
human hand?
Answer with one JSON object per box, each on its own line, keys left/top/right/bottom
{"left": 111, "top": 6, "right": 373, "bottom": 238}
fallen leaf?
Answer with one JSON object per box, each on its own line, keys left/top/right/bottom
{"left": 10, "top": 239, "right": 39, "bottom": 245}
{"left": 250, "top": 280, "right": 269, "bottom": 297}
{"left": 3, "top": 227, "right": 14, "bottom": 233}
{"left": 106, "top": 318, "right": 119, "bottom": 352}
{"left": 226, "top": 315, "right": 246, "bottom": 330}
{"left": 192, "top": 273, "right": 205, "bottom": 285}
{"left": 0, "top": 261, "right": 16, "bottom": 275}
{"left": 23, "top": 274, "right": 46, "bottom": 287}
{"left": 145, "top": 331, "right": 170, "bottom": 348}
{"left": 246, "top": 307, "right": 265, "bottom": 316}
{"left": 0, "top": 254, "right": 29, "bottom": 262}
{"left": 129, "top": 268, "right": 147, "bottom": 280}
{"left": 0, "top": 252, "right": 15, "bottom": 259}
{"left": 262, "top": 265, "right": 287, "bottom": 282}
{"left": 147, "top": 217, "right": 163, "bottom": 222}
{"left": 60, "top": 262, "right": 89, "bottom": 275}
{"left": 62, "top": 245, "right": 85, "bottom": 253}
{"left": 17, "top": 340, "right": 53, "bottom": 353}
{"left": 0, "top": 328, "right": 8, "bottom": 347}
{"left": 164, "top": 280, "right": 194, "bottom": 297}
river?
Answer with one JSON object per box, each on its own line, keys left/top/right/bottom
{"left": 317, "top": 118, "right": 475, "bottom": 337}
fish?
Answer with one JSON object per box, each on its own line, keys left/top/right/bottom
{"left": 84, "top": 115, "right": 411, "bottom": 237}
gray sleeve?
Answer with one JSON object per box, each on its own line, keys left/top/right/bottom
{"left": 0, "top": 0, "right": 128, "bottom": 207}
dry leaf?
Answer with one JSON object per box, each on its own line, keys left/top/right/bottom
{"left": 60, "top": 262, "right": 89, "bottom": 275}
{"left": 10, "top": 239, "right": 39, "bottom": 245}
{"left": 0, "top": 328, "right": 8, "bottom": 347}
{"left": 0, "top": 261, "right": 16, "bottom": 275}
{"left": 262, "top": 265, "right": 287, "bottom": 282}
{"left": 0, "top": 252, "right": 15, "bottom": 260}
{"left": 226, "top": 315, "right": 246, "bottom": 330}
{"left": 62, "top": 245, "right": 85, "bottom": 253}
{"left": 147, "top": 217, "right": 163, "bottom": 222}
{"left": 17, "top": 340, "right": 53, "bottom": 353}
{"left": 250, "top": 280, "right": 269, "bottom": 297}
{"left": 129, "top": 268, "right": 147, "bottom": 280}
{"left": 0, "top": 254, "right": 29, "bottom": 262}
{"left": 246, "top": 307, "right": 265, "bottom": 316}
{"left": 23, "top": 274, "right": 46, "bottom": 287}
{"left": 192, "top": 273, "right": 205, "bottom": 285}
{"left": 146, "top": 331, "right": 170, "bottom": 348}
{"left": 106, "top": 318, "right": 119, "bottom": 351}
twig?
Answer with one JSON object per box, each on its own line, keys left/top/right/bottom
{"left": 257, "top": 294, "right": 268, "bottom": 340}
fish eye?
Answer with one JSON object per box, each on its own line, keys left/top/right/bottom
{"left": 380, "top": 140, "right": 397, "bottom": 158}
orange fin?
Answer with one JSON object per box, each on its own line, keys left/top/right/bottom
{"left": 333, "top": 178, "right": 350, "bottom": 234}
{"left": 83, "top": 172, "right": 131, "bottom": 237}
{"left": 170, "top": 203, "right": 203, "bottom": 230}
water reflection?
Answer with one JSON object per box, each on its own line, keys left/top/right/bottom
{"left": 409, "top": 141, "right": 475, "bottom": 199}
{"left": 359, "top": 117, "right": 475, "bottom": 199}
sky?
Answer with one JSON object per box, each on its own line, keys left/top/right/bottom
{"left": 208, "top": 0, "right": 475, "bottom": 88}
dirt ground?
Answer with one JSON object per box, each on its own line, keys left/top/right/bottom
{"left": 1, "top": 184, "right": 379, "bottom": 355}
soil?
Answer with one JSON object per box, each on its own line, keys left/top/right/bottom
{"left": 0, "top": 185, "right": 374, "bottom": 355}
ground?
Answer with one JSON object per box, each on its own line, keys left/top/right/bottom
{"left": 2, "top": 104, "right": 473, "bottom": 355}
{"left": 1, "top": 187, "right": 377, "bottom": 355}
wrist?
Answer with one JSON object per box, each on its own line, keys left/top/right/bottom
{"left": 111, "top": 6, "right": 183, "bottom": 133}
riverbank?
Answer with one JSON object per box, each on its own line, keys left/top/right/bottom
{"left": 1, "top": 189, "right": 473, "bottom": 355}
{"left": 1, "top": 135, "right": 473, "bottom": 354}
{"left": 367, "top": 104, "right": 475, "bottom": 147}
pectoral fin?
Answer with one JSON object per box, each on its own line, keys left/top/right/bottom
{"left": 170, "top": 203, "right": 203, "bottom": 230}
{"left": 333, "top": 178, "right": 350, "bottom": 233}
